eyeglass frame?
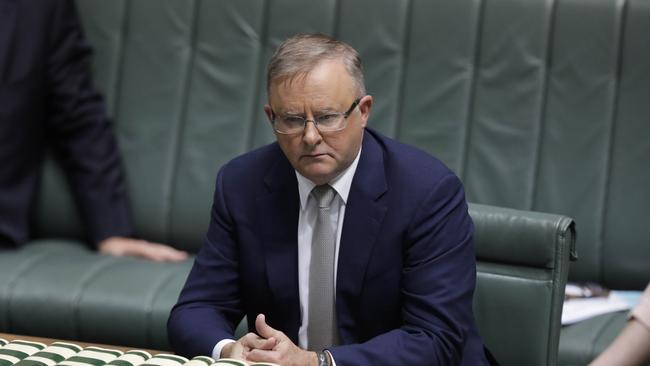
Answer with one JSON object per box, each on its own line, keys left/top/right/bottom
{"left": 269, "top": 97, "right": 362, "bottom": 135}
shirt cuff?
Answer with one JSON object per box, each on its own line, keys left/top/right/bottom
{"left": 212, "top": 339, "right": 236, "bottom": 359}
{"left": 325, "top": 350, "right": 337, "bottom": 366}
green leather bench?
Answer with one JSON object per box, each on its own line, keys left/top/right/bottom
{"left": 2, "top": 0, "right": 648, "bottom": 365}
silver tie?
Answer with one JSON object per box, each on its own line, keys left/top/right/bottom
{"left": 307, "top": 184, "right": 339, "bottom": 351}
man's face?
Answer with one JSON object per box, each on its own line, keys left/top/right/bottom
{"left": 265, "top": 59, "right": 372, "bottom": 186}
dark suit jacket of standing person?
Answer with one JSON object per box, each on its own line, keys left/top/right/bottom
{"left": 0, "top": 0, "right": 132, "bottom": 247}
{"left": 168, "top": 128, "right": 489, "bottom": 365}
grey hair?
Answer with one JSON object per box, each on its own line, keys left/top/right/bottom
{"left": 266, "top": 33, "right": 366, "bottom": 97}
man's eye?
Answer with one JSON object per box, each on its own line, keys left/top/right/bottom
{"left": 317, "top": 114, "right": 339, "bottom": 124}
{"left": 282, "top": 116, "right": 304, "bottom": 125}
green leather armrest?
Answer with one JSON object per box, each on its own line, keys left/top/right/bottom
{"left": 470, "top": 203, "right": 576, "bottom": 366}
{"left": 470, "top": 203, "right": 577, "bottom": 267}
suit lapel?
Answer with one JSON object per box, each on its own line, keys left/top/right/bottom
{"left": 0, "top": 0, "right": 17, "bottom": 82}
{"left": 257, "top": 148, "right": 301, "bottom": 342}
{"left": 336, "top": 130, "right": 388, "bottom": 340}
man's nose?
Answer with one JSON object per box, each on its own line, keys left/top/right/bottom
{"left": 302, "top": 120, "right": 322, "bottom": 146}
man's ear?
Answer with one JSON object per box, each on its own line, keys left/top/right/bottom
{"left": 358, "top": 95, "right": 373, "bottom": 128}
{"left": 264, "top": 104, "right": 273, "bottom": 122}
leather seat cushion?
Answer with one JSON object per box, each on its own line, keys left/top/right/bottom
{"left": 0, "top": 240, "right": 192, "bottom": 350}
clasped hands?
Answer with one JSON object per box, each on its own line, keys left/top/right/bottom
{"left": 222, "top": 314, "right": 318, "bottom": 366}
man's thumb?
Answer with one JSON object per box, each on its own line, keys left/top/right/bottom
{"left": 255, "top": 313, "right": 276, "bottom": 339}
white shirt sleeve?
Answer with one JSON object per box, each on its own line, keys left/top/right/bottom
{"left": 326, "top": 350, "right": 337, "bottom": 366}
{"left": 212, "top": 339, "right": 236, "bottom": 359}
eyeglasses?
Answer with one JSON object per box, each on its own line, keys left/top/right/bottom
{"left": 270, "top": 98, "right": 362, "bottom": 134}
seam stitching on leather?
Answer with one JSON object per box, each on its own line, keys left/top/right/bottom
{"left": 111, "top": 0, "right": 132, "bottom": 125}
{"left": 392, "top": 0, "right": 414, "bottom": 141}
{"left": 70, "top": 257, "right": 119, "bottom": 340}
{"left": 458, "top": 0, "right": 486, "bottom": 181}
{"left": 165, "top": 0, "right": 201, "bottom": 244}
{"left": 528, "top": 0, "right": 558, "bottom": 212}
{"left": 244, "top": 0, "right": 271, "bottom": 152}
{"left": 143, "top": 269, "right": 179, "bottom": 348}
{"left": 3, "top": 250, "right": 54, "bottom": 332}
{"left": 331, "top": 0, "right": 341, "bottom": 38}
{"left": 597, "top": 0, "right": 628, "bottom": 288}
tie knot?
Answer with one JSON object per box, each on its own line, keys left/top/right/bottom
{"left": 311, "top": 184, "right": 336, "bottom": 208}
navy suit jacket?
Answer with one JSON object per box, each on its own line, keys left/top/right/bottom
{"left": 0, "top": 0, "right": 131, "bottom": 246}
{"left": 168, "top": 129, "right": 489, "bottom": 365}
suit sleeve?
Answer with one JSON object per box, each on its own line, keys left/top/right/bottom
{"left": 45, "top": 0, "right": 132, "bottom": 245}
{"left": 168, "top": 166, "right": 245, "bottom": 358}
{"left": 330, "top": 174, "right": 478, "bottom": 365}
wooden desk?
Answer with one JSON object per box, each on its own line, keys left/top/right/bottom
{"left": 0, "top": 332, "right": 166, "bottom": 354}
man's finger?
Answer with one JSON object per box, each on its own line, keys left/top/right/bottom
{"left": 240, "top": 332, "right": 276, "bottom": 351}
{"left": 255, "top": 314, "right": 282, "bottom": 340}
{"left": 139, "top": 242, "right": 188, "bottom": 262}
{"left": 127, "top": 241, "right": 188, "bottom": 262}
{"left": 256, "top": 337, "right": 277, "bottom": 350}
{"left": 246, "top": 349, "right": 281, "bottom": 364}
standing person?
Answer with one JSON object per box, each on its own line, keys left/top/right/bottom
{"left": 0, "top": 0, "right": 186, "bottom": 261}
{"left": 168, "top": 33, "right": 490, "bottom": 365}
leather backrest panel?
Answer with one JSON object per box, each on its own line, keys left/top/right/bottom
{"left": 35, "top": 0, "right": 650, "bottom": 289}
{"left": 601, "top": 0, "right": 650, "bottom": 289}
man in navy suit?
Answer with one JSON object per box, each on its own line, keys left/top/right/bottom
{"left": 0, "top": 0, "right": 186, "bottom": 261}
{"left": 168, "top": 34, "right": 489, "bottom": 365}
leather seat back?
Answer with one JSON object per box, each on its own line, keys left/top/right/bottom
{"left": 471, "top": 204, "right": 575, "bottom": 365}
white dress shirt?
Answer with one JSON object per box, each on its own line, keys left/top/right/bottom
{"left": 213, "top": 147, "right": 362, "bottom": 362}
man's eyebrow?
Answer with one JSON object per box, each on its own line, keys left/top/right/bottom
{"left": 281, "top": 110, "right": 305, "bottom": 116}
{"left": 314, "top": 107, "right": 339, "bottom": 113}
{"left": 276, "top": 104, "right": 339, "bottom": 115}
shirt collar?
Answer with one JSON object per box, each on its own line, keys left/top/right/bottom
{"left": 296, "top": 146, "right": 362, "bottom": 210}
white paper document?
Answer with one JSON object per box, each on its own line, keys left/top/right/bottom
{"left": 562, "top": 297, "right": 630, "bottom": 325}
